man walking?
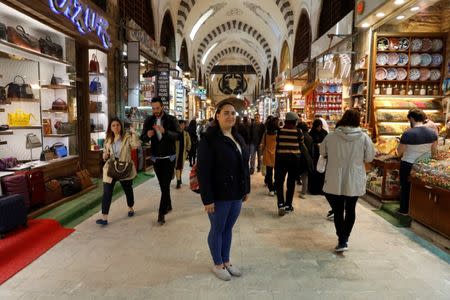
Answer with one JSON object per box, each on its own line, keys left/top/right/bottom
{"left": 249, "top": 114, "right": 266, "bottom": 173}
{"left": 141, "top": 97, "right": 180, "bottom": 225}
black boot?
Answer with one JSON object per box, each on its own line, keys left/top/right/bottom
{"left": 157, "top": 214, "right": 165, "bottom": 225}
{"left": 176, "top": 180, "right": 181, "bottom": 189}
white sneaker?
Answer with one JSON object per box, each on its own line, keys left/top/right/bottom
{"left": 212, "top": 266, "right": 231, "bottom": 281}
{"left": 225, "top": 264, "right": 242, "bottom": 277}
{"left": 269, "top": 191, "right": 275, "bottom": 196}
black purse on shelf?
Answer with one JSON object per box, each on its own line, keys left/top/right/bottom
{"left": 0, "top": 22, "right": 6, "bottom": 40}
{"left": 7, "top": 75, "right": 34, "bottom": 99}
{"left": 50, "top": 74, "right": 63, "bottom": 85}
{"left": 39, "top": 36, "right": 63, "bottom": 59}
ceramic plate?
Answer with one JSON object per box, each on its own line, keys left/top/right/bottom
{"left": 421, "top": 39, "right": 432, "bottom": 52}
{"left": 316, "top": 85, "right": 323, "bottom": 93}
{"left": 359, "top": 57, "right": 367, "bottom": 69}
{"left": 431, "top": 54, "right": 443, "bottom": 67}
{"left": 410, "top": 53, "right": 421, "bottom": 67}
{"left": 430, "top": 69, "right": 441, "bottom": 81}
{"left": 377, "top": 37, "right": 389, "bottom": 51}
{"left": 336, "top": 85, "right": 342, "bottom": 93}
{"left": 398, "top": 53, "right": 409, "bottom": 66}
{"left": 411, "top": 39, "right": 422, "bottom": 52}
{"left": 397, "top": 68, "right": 407, "bottom": 80}
{"left": 399, "top": 38, "right": 410, "bottom": 51}
{"left": 322, "top": 85, "right": 329, "bottom": 93}
{"left": 409, "top": 68, "right": 420, "bottom": 81}
{"left": 329, "top": 84, "right": 337, "bottom": 93}
{"left": 420, "top": 53, "right": 432, "bottom": 67}
{"left": 387, "top": 52, "right": 400, "bottom": 66}
{"left": 389, "top": 38, "right": 400, "bottom": 51}
{"left": 376, "top": 68, "right": 387, "bottom": 81}
{"left": 431, "top": 39, "right": 443, "bottom": 52}
{"left": 386, "top": 68, "right": 398, "bottom": 80}
{"left": 376, "top": 53, "right": 389, "bottom": 66}
{"left": 419, "top": 68, "right": 431, "bottom": 81}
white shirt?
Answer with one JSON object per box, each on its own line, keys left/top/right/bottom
{"left": 156, "top": 117, "right": 162, "bottom": 140}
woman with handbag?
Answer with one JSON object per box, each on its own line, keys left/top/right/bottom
{"left": 96, "top": 117, "right": 141, "bottom": 226}
{"left": 260, "top": 116, "right": 279, "bottom": 196}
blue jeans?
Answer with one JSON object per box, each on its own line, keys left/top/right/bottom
{"left": 207, "top": 200, "right": 242, "bottom": 265}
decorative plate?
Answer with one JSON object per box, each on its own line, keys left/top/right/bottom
{"left": 329, "top": 84, "right": 337, "bottom": 93}
{"left": 431, "top": 54, "right": 443, "bottom": 67}
{"left": 322, "top": 85, "right": 329, "bottom": 93}
{"left": 398, "top": 53, "right": 409, "bottom": 66}
{"left": 386, "top": 68, "right": 398, "bottom": 80}
{"left": 421, "top": 39, "right": 432, "bottom": 52}
{"left": 409, "top": 68, "right": 420, "bottom": 81}
{"left": 397, "top": 68, "right": 407, "bottom": 80}
{"left": 336, "top": 85, "right": 343, "bottom": 93}
{"left": 377, "top": 53, "right": 389, "bottom": 66}
{"left": 376, "top": 68, "right": 388, "bottom": 81}
{"left": 359, "top": 57, "right": 367, "bottom": 69}
{"left": 316, "top": 85, "right": 323, "bottom": 93}
{"left": 377, "top": 37, "right": 389, "bottom": 51}
{"left": 410, "top": 53, "right": 421, "bottom": 67}
{"left": 389, "top": 38, "right": 400, "bottom": 51}
{"left": 387, "top": 52, "right": 400, "bottom": 66}
{"left": 420, "top": 53, "right": 432, "bottom": 67}
{"left": 399, "top": 38, "right": 410, "bottom": 51}
{"left": 431, "top": 39, "right": 443, "bottom": 52}
{"left": 411, "top": 39, "right": 422, "bottom": 52}
{"left": 419, "top": 68, "right": 431, "bottom": 81}
{"left": 430, "top": 69, "right": 441, "bottom": 81}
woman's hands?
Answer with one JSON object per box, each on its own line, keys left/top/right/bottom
{"left": 102, "top": 151, "right": 110, "bottom": 161}
{"left": 204, "top": 203, "right": 215, "bottom": 214}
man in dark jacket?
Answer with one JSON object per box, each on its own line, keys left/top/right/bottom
{"left": 249, "top": 115, "right": 266, "bottom": 174}
{"left": 297, "top": 121, "right": 314, "bottom": 198}
{"left": 140, "top": 97, "right": 180, "bottom": 225}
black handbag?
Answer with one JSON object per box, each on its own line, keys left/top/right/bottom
{"left": 0, "top": 22, "right": 6, "bottom": 40}
{"left": 7, "top": 75, "right": 34, "bottom": 99}
{"left": 50, "top": 74, "right": 63, "bottom": 85}
{"left": 58, "top": 176, "right": 81, "bottom": 197}
{"left": 89, "top": 77, "right": 102, "bottom": 94}
{"left": 0, "top": 86, "right": 7, "bottom": 103}
{"left": 39, "top": 36, "right": 63, "bottom": 59}
{"left": 107, "top": 145, "right": 132, "bottom": 180}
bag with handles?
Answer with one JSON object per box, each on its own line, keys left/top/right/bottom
{"left": 89, "top": 77, "right": 102, "bottom": 94}
{"left": 189, "top": 163, "right": 201, "bottom": 194}
{"left": 107, "top": 144, "right": 132, "bottom": 180}
{"left": 39, "top": 36, "right": 63, "bottom": 59}
{"left": 50, "top": 74, "right": 64, "bottom": 85}
{"left": 40, "top": 146, "right": 56, "bottom": 161}
{"left": 26, "top": 133, "right": 42, "bottom": 149}
{"left": 52, "top": 98, "right": 67, "bottom": 111}
{"left": 7, "top": 75, "right": 34, "bottom": 99}
{"left": 7, "top": 25, "right": 40, "bottom": 52}
{"left": 7, "top": 109, "right": 36, "bottom": 126}
{"left": 316, "top": 155, "right": 327, "bottom": 173}
{"left": 89, "top": 53, "right": 100, "bottom": 73}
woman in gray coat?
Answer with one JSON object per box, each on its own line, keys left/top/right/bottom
{"left": 320, "top": 109, "right": 375, "bottom": 252}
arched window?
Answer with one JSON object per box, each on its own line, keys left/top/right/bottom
{"left": 178, "top": 39, "right": 189, "bottom": 71}
{"left": 160, "top": 11, "right": 176, "bottom": 62}
{"left": 293, "top": 10, "right": 312, "bottom": 67}
{"left": 318, "top": 0, "right": 354, "bottom": 38}
{"left": 265, "top": 68, "right": 270, "bottom": 89}
{"left": 280, "top": 41, "right": 290, "bottom": 73}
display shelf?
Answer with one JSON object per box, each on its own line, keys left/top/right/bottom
{"left": 89, "top": 72, "right": 105, "bottom": 76}
{"left": 91, "top": 129, "right": 105, "bottom": 133}
{"left": 41, "top": 85, "right": 75, "bottom": 89}
{"left": 7, "top": 98, "right": 40, "bottom": 103}
{"left": 10, "top": 125, "right": 42, "bottom": 129}
{"left": 42, "top": 109, "right": 68, "bottom": 113}
{"left": 89, "top": 92, "right": 103, "bottom": 96}
{"left": 0, "top": 130, "right": 13, "bottom": 135}
{"left": 89, "top": 112, "right": 105, "bottom": 114}
{"left": 374, "top": 95, "right": 443, "bottom": 100}
{"left": 0, "top": 39, "right": 71, "bottom": 67}
{"left": 352, "top": 81, "right": 368, "bottom": 85}
{"left": 316, "top": 92, "right": 342, "bottom": 95}
{"left": 44, "top": 133, "right": 75, "bottom": 137}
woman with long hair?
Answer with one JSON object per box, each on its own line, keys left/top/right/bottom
{"left": 197, "top": 101, "right": 250, "bottom": 281}
{"left": 308, "top": 119, "right": 328, "bottom": 195}
{"left": 96, "top": 117, "right": 141, "bottom": 225}
{"left": 261, "top": 116, "right": 279, "bottom": 196}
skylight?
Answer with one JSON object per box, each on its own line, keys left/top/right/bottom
{"left": 190, "top": 8, "right": 214, "bottom": 41}
{"left": 202, "top": 42, "right": 218, "bottom": 65}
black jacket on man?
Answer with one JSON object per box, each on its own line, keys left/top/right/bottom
{"left": 197, "top": 125, "right": 250, "bottom": 205}
{"left": 140, "top": 112, "right": 180, "bottom": 157}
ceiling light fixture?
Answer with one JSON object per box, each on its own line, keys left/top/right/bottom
{"left": 394, "top": 0, "right": 405, "bottom": 5}
{"left": 376, "top": 12, "right": 386, "bottom": 17}
{"left": 190, "top": 8, "right": 214, "bottom": 41}
{"left": 396, "top": 15, "right": 405, "bottom": 20}
{"left": 362, "top": 23, "right": 370, "bottom": 28}
{"left": 202, "top": 43, "right": 218, "bottom": 65}
{"left": 410, "top": 6, "right": 420, "bottom": 11}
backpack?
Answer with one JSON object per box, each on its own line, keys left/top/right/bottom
{"left": 189, "top": 163, "right": 200, "bottom": 194}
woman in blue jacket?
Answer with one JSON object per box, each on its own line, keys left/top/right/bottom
{"left": 197, "top": 100, "right": 250, "bottom": 281}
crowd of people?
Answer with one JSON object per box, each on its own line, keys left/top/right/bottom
{"left": 96, "top": 97, "right": 440, "bottom": 281}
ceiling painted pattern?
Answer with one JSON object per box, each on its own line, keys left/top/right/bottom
{"left": 206, "top": 46, "right": 262, "bottom": 76}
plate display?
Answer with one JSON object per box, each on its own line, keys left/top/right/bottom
{"left": 431, "top": 39, "right": 443, "bottom": 52}
{"left": 431, "top": 54, "right": 443, "bottom": 67}
{"left": 386, "top": 68, "right": 398, "bottom": 80}
{"left": 336, "top": 85, "right": 342, "bottom": 93}
{"left": 430, "top": 69, "right": 441, "bottom": 81}
{"left": 419, "top": 68, "right": 431, "bottom": 81}
{"left": 329, "top": 84, "right": 337, "bottom": 93}
{"left": 389, "top": 38, "right": 400, "bottom": 51}
{"left": 397, "top": 68, "right": 407, "bottom": 80}
{"left": 398, "top": 53, "right": 409, "bottom": 66}
{"left": 398, "top": 38, "right": 410, "bottom": 51}
{"left": 409, "top": 68, "right": 420, "bottom": 81}
{"left": 377, "top": 53, "right": 388, "bottom": 65}
{"left": 387, "top": 53, "right": 399, "bottom": 66}
{"left": 411, "top": 39, "right": 422, "bottom": 52}
{"left": 322, "top": 85, "right": 329, "bottom": 93}
{"left": 421, "top": 39, "right": 432, "bottom": 52}
{"left": 410, "top": 53, "right": 421, "bottom": 67}
{"left": 376, "top": 68, "right": 387, "bottom": 80}
{"left": 377, "top": 37, "right": 389, "bottom": 51}
{"left": 316, "top": 86, "right": 323, "bottom": 93}
{"left": 420, "top": 53, "right": 432, "bottom": 67}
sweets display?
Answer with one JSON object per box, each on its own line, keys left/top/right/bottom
{"left": 411, "top": 151, "right": 450, "bottom": 190}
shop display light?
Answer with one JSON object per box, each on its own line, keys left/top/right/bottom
{"left": 362, "top": 23, "right": 370, "bottom": 28}
{"left": 410, "top": 6, "right": 420, "bottom": 11}
{"left": 376, "top": 12, "right": 386, "bottom": 17}
{"left": 396, "top": 15, "right": 405, "bottom": 20}
{"left": 394, "top": 0, "right": 405, "bottom": 5}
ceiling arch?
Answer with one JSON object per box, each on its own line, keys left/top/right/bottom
{"left": 274, "top": 0, "right": 294, "bottom": 36}
{"left": 206, "top": 46, "right": 262, "bottom": 76}
{"left": 176, "top": 0, "right": 196, "bottom": 36}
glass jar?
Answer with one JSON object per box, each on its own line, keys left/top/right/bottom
{"left": 374, "top": 83, "right": 380, "bottom": 95}
{"left": 433, "top": 84, "right": 440, "bottom": 96}
{"left": 393, "top": 84, "right": 400, "bottom": 95}
{"left": 380, "top": 83, "right": 387, "bottom": 95}
{"left": 400, "top": 84, "right": 406, "bottom": 95}
{"left": 427, "top": 85, "right": 433, "bottom": 95}
{"left": 420, "top": 84, "right": 426, "bottom": 96}
{"left": 407, "top": 85, "right": 414, "bottom": 95}
{"left": 386, "top": 84, "right": 393, "bottom": 95}
{"left": 413, "top": 84, "right": 420, "bottom": 95}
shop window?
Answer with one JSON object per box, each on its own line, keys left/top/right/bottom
{"left": 318, "top": 0, "right": 354, "bottom": 38}
{"left": 293, "top": 10, "right": 312, "bottom": 67}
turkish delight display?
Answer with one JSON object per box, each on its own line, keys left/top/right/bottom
{"left": 411, "top": 151, "right": 450, "bottom": 190}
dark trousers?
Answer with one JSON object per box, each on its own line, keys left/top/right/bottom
{"left": 275, "top": 159, "right": 301, "bottom": 208}
{"left": 102, "top": 179, "right": 134, "bottom": 215}
{"left": 153, "top": 158, "right": 175, "bottom": 216}
{"left": 265, "top": 166, "right": 274, "bottom": 192}
{"left": 325, "top": 193, "right": 358, "bottom": 244}
{"left": 189, "top": 145, "right": 197, "bottom": 166}
{"left": 399, "top": 161, "right": 413, "bottom": 213}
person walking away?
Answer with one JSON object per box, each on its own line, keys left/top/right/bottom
{"left": 274, "top": 112, "right": 306, "bottom": 216}
{"left": 187, "top": 119, "right": 198, "bottom": 167}
{"left": 396, "top": 109, "right": 438, "bottom": 215}
{"left": 320, "top": 109, "right": 375, "bottom": 252}
{"left": 315, "top": 114, "right": 329, "bottom": 133}
{"left": 261, "top": 116, "right": 279, "bottom": 196}
{"left": 197, "top": 101, "right": 250, "bottom": 281}
{"left": 249, "top": 115, "right": 266, "bottom": 173}
{"left": 96, "top": 118, "right": 141, "bottom": 225}
{"left": 140, "top": 97, "right": 180, "bottom": 225}
{"left": 175, "top": 120, "right": 191, "bottom": 188}
{"left": 297, "top": 121, "right": 314, "bottom": 199}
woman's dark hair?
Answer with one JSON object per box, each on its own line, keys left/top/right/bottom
{"left": 106, "top": 117, "right": 124, "bottom": 142}
{"left": 151, "top": 97, "right": 163, "bottom": 105}
{"left": 312, "top": 119, "right": 323, "bottom": 131}
{"left": 407, "top": 109, "right": 426, "bottom": 122}
{"left": 214, "top": 101, "right": 236, "bottom": 123}
{"left": 297, "top": 121, "right": 309, "bottom": 132}
{"left": 336, "top": 109, "right": 360, "bottom": 128}
{"left": 266, "top": 116, "right": 279, "bottom": 133}
{"left": 188, "top": 119, "right": 197, "bottom": 128}
{"left": 178, "top": 120, "right": 186, "bottom": 125}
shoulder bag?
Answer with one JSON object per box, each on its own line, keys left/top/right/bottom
{"left": 89, "top": 54, "right": 100, "bottom": 73}
{"left": 26, "top": 133, "right": 42, "bottom": 149}
{"left": 7, "top": 75, "right": 34, "bottom": 99}
{"left": 52, "top": 98, "right": 67, "bottom": 111}
{"left": 107, "top": 143, "right": 132, "bottom": 180}
{"left": 89, "top": 77, "right": 102, "bottom": 94}
{"left": 7, "top": 25, "right": 40, "bottom": 52}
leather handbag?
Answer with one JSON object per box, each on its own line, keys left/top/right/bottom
{"left": 7, "top": 25, "right": 40, "bottom": 52}
{"left": 89, "top": 101, "right": 102, "bottom": 113}
{"left": 39, "top": 36, "right": 63, "bottom": 59}
{"left": 56, "top": 122, "right": 74, "bottom": 134}
{"left": 43, "top": 118, "right": 52, "bottom": 135}
{"left": 50, "top": 74, "right": 63, "bottom": 85}
{"left": 0, "top": 124, "right": 9, "bottom": 131}
{"left": 26, "top": 133, "right": 42, "bottom": 149}
{"left": 107, "top": 145, "right": 132, "bottom": 180}
{"left": 7, "top": 75, "right": 34, "bottom": 99}
{"left": 76, "top": 169, "right": 93, "bottom": 189}
{"left": 40, "top": 146, "right": 56, "bottom": 161}
{"left": 89, "top": 77, "right": 102, "bottom": 94}
{"left": 58, "top": 176, "right": 81, "bottom": 197}
{"left": 0, "top": 157, "right": 19, "bottom": 171}
{"left": 89, "top": 53, "right": 100, "bottom": 73}
{"left": 45, "top": 179, "right": 63, "bottom": 204}
{"left": 0, "top": 86, "right": 8, "bottom": 103}
{"left": 55, "top": 145, "right": 68, "bottom": 157}
{"left": 0, "top": 22, "right": 6, "bottom": 40}
{"left": 1, "top": 174, "right": 30, "bottom": 209}
{"left": 52, "top": 98, "right": 67, "bottom": 111}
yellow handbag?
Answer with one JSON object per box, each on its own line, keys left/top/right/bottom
{"left": 7, "top": 109, "right": 36, "bottom": 126}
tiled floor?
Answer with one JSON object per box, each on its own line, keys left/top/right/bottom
{"left": 1, "top": 166, "right": 449, "bottom": 299}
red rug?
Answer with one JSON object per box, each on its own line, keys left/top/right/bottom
{"left": 0, "top": 219, "right": 74, "bottom": 285}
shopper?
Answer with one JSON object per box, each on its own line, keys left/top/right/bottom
{"left": 96, "top": 117, "right": 141, "bottom": 226}
{"left": 297, "top": 121, "right": 314, "bottom": 199}
{"left": 197, "top": 101, "right": 250, "bottom": 281}
{"left": 396, "top": 109, "right": 438, "bottom": 214}
{"left": 187, "top": 119, "right": 198, "bottom": 167}
{"left": 308, "top": 119, "right": 328, "bottom": 195}
{"left": 320, "top": 109, "right": 375, "bottom": 252}
{"left": 274, "top": 112, "right": 306, "bottom": 216}
{"left": 249, "top": 114, "right": 266, "bottom": 174}
{"left": 140, "top": 97, "right": 180, "bottom": 225}
{"left": 261, "top": 116, "right": 279, "bottom": 196}
{"left": 175, "top": 120, "right": 191, "bottom": 189}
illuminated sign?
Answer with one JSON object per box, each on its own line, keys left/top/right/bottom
{"left": 48, "top": 0, "right": 111, "bottom": 49}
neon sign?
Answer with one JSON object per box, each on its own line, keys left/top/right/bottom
{"left": 48, "top": 0, "right": 111, "bottom": 49}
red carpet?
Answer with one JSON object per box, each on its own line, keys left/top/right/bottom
{"left": 0, "top": 219, "right": 74, "bottom": 285}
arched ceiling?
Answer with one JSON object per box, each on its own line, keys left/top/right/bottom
{"left": 206, "top": 46, "right": 262, "bottom": 76}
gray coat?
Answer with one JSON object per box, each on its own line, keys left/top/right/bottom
{"left": 320, "top": 127, "right": 375, "bottom": 197}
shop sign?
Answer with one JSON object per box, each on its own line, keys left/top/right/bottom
{"left": 355, "top": 0, "right": 388, "bottom": 25}
{"left": 48, "top": 0, "right": 111, "bottom": 49}
{"left": 356, "top": 1, "right": 365, "bottom": 15}
{"left": 156, "top": 63, "right": 170, "bottom": 107}
{"left": 175, "top": 81, "right": 184, "bottom": 118}
{"left": 127, "top": 19, "right": 165, "bottom": 61}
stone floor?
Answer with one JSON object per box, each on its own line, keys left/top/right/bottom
{"left": 1, "top": 165, "right": 449, "bottom": 299}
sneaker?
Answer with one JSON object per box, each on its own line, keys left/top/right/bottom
{"left": 334, "top": 243, "right": 348, "bottom": 252}
{"left": 326, "top": 210, "right": 334, "bottom": 220}
{"left": 284, "top": 206, "right": 294, "bottom": 213}
{"left": 212, "top": 266, "right": 231, "bottom": 281}
{"left": 225, "top": 264, "right": 241, "bottom": 277}
{"left": 95, "top": 219, "right": 108, "bottom": 226}
{"left": 128, "top": 211, "right": 135, "bottom": 217}
{"left": 269, "top": 191, "right": 275, "bottom": 196}
{"left": 278, "top": 207, "right": 286, "bottom": 216}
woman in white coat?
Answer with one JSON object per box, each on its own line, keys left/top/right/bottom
{"left": 320, "top": 109, "right": 375, "bottom": 252}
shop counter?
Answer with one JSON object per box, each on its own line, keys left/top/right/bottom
{"left": 366, "top": 157, "right": 401, "bottom": 201}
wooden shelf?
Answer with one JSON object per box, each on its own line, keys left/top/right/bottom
{"left": 10, "top": 125, "right": 42, "bottom": 129}
{"left": 352, "top": 94, "right": 367, "bottom": 97}
{"left": 0, "top": 130, "right": 13, "bottom": 135}
{"left": 89, "top": 72, "right": 105, "bottom": 76}
{"left": 89, "top": 111, "right": 105, "bottom": 114}
{"left": 377, "top": 50, "right": 409, "bottom": 53}
{"left": 90, "top": 129, "right": 105, "bottom": 133}
{"left": 373, "top": 95, "right": 443, "bottom": 99}
{"left": 41, "top": 85, "right": 75, "bottom": 89}
{"left": 89, "top": 92, "right": 103, "bottom": 96}
{"left": 42, "top": 109, "right": 68, "bottom": 113}
{"left": 352, "top": 81, "right": 367, "bottom": 85}
{"left": 44, "top": 133, "right": 75, "bottom": 137}
{"left": 7, "top": 98, "right": 40, "bottom": 103}
{"left": 316, "top": 92, "right": 342, "bottom": 95}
